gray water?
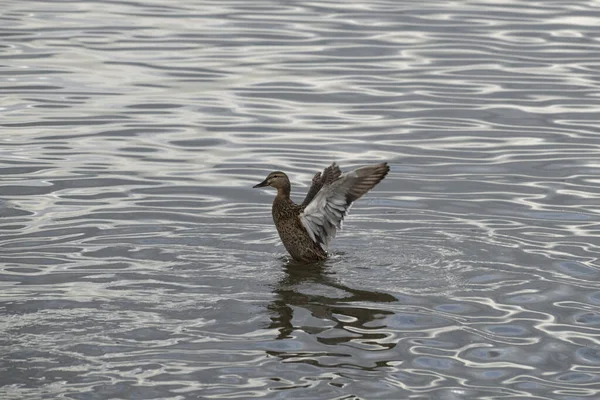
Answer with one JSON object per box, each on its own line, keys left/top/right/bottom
{"left": 2, "top": 1, "right": 600, "bottom": 399}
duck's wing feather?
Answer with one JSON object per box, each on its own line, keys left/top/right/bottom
{"left": 301, "top": 162, "right": 342, "bottom": 208}
{"left": 300, "top": 162, "right": 389, "bottom": 247}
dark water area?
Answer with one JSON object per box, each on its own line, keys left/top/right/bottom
{"left": 1, "top": 1, "right": 600, "bottom": 399}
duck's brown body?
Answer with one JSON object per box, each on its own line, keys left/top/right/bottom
{"left": 254, "top": 162, "right": 389, "bottom": 262}
{"left": 272, "top": 195, "right": 327, "bottom": 262}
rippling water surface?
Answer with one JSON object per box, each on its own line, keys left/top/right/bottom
{"left": 2, "top": 1, "right": 600, "bottom": 399}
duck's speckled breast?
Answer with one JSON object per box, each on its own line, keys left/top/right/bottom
{"left": 272, "top": 197, "right": 326, "bottom": 262}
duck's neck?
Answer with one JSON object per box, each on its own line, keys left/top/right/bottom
{"left": 276, "top": 184, "right": 291, "bottom": 199}
{"left": 272, "top": 185, "right": 293, "bottom": 223}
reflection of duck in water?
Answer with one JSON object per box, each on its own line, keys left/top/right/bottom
{"left": 254, "top": 162, "right": 389, "bottom": 262}
{"left": 268, "top": 261, "right": 396, "bottom": 343}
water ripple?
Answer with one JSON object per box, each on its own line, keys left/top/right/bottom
{"left": 2, "top": 0, "right": 600, "bottom": 399}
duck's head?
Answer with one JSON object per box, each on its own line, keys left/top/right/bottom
{"left": 253, "top": 171, "right": 290, "bottom": 190}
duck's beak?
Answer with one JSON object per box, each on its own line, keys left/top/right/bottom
{"left": 253, "top": 178, "right": 269, "bottom": 188}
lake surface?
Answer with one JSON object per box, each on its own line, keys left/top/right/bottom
{"left": 2, "top": 1, "right": 600, "bottom": 399}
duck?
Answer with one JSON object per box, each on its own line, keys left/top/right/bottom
{"left": 253, "top": 162, "right": 389, "bottom": 262}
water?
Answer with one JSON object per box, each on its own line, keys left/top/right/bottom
{"left": 1, "top": 0, "right": 600, "bottom": 398}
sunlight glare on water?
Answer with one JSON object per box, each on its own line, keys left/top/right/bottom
{"left": 1, "top": 0, "right": 600, "bottom": 399}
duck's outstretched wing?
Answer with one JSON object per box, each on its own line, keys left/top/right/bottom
{"left": 300, "top": 162, "right": 389, "bottom": 248}
{"left": 301, "top": 162, "right": 342, "bottom": 208}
